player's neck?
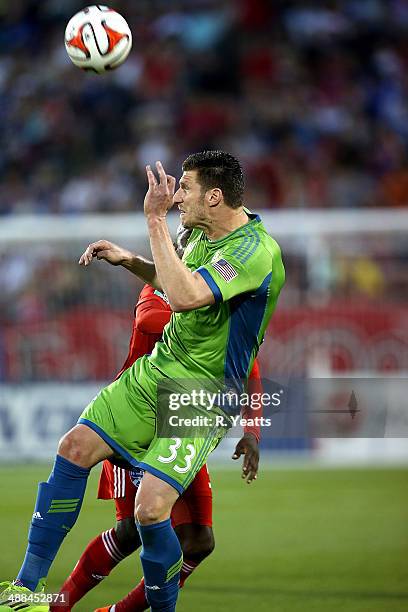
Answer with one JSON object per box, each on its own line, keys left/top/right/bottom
{"left": 202, "top": 207, "right": 250, "bottom": 241}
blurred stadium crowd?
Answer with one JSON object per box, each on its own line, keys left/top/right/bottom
{"left": 1, "top": 0, "right": 408, "bottom": 381}
{"left": 1, "top": 0, "right": 408, "bottom": 215}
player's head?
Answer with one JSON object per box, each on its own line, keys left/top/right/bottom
{"left": 173, "top": 150, "right": 244, "bottom": 228}
{"left": 175, "top": 224, "right": 193, "bottom": 258}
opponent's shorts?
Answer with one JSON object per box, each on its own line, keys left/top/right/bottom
{"left": 79, "top": 355, "right": 229, "bottom": 494}
{"left": 97, "top": 462, "right": 142, "bottom": 521}
{"left": 97, "top": 460, "right": 213, "bottom": 526}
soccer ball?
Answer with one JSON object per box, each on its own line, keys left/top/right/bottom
{"left": 65, "top": 5, "right": 132, "bottom": 74}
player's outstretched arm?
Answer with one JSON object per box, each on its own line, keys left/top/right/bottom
{"left": 78, "top": 239, "right": 161, "bottom": 289}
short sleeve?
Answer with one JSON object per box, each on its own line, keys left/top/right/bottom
{"left": 195, "top": 243, "right": 272, "bottom": 303}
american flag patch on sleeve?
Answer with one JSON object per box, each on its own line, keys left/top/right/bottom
{"left": 211, "top": 258, "right": 238, "bottom": 282}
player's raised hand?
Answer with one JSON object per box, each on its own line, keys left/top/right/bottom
{"left": 232, "top": 433, "right": 259, "bottom": 484}
{"left": 144, "top": 161, "right": 176, "bottom": 219}
{"left": 79, "top": 240, "right": 132, "bottom": 267}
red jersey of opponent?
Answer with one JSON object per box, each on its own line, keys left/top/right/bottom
{"left": 115, "top": 285, "right": 172, "bottom": 379}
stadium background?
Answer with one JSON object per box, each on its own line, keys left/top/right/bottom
{"left": 0, "top": 1, "right": 407, "bottom": 610}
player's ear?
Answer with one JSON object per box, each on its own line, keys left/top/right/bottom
{"left": 206, "top": 188, "right": 222, "bottom": 208}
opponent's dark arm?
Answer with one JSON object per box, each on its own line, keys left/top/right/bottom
{"left": 79, "top": 240, "right": 161, "bottom": 289}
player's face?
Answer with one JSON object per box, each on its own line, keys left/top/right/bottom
{"left": 173, "top": 171, "right": 207, "bottom": 229}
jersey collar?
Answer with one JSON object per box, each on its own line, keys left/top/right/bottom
{"left": 206, "top": 209, "right": 261, "bottom": 244}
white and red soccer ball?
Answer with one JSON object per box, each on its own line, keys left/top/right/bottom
{"left": 65, "top": 5, "right": 132, "bottom": 74}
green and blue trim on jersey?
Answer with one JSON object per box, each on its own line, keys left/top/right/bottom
{"left": 196, "top": 267, "right": 222, "bottom": 302}
{"left": 231, "top": 225, "right": 261, "bottom": 264}
{"left": 224, "top": 271, "right": 272, "bottom": 391}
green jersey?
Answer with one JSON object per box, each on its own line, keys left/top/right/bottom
{"left": 149, "top": 212, "right": 285, "bottom": 390}
{"left": 80, "top": 212, "right": 285, "bottom": 493}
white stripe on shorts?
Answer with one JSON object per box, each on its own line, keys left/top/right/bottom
{"left": 113, "top": 466, "right": 126, "bottom": 498}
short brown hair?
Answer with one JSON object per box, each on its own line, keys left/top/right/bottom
{"left": 182, "top": 150, "right": 244, "bottom": 209}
